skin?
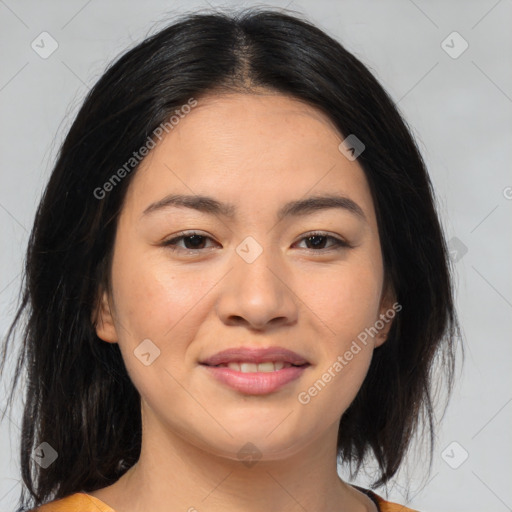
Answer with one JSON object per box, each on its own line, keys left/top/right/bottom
{"left": 91, "top": 91, "right": 395, "bottom": 512}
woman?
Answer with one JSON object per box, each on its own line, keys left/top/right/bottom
{"left": 0, "top": 7, "right": 461, "bottom": 512}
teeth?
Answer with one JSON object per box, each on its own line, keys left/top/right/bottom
{"left": 217, "top": 361, "right": 293, "bottom": 372}
{"left": 257, "top": 362, "right": 275, "bottom": 373}
{"left": 240, "top": 362, "right": 258, "bottom": 373}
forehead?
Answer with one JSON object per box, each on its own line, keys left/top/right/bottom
{"left": 179, "top": 91, "right": 343, "bottom": 150}
{"left": 122, "top": 92, "right": 377, "bottom": 228}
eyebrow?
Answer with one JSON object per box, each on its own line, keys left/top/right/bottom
{"left": 141, "top": 193, "right": 367, "bottom": 222}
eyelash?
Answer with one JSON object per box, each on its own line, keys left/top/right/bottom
{"left": 160, "top": 231, "right": 351, "bottom": 254}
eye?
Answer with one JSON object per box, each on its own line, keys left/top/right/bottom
{"left": 161, "top": 231, "right": 218, "bottom": 253}
{"left": 293, "top": 231, "right": 351, "bottom": 251}
{"left": 160, "top": 230, "right": 351, "bottom": 254}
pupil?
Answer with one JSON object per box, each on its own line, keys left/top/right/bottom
{"left": 186, "top": 235, "right": 204, "bottom": 249}
{"left": 308, "top": 235, "right": 325, "bottom": 249}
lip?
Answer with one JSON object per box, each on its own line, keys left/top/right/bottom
{"left": 201, "top": 364, "right": 309, "bottom": 395}
{"left": 200, "top": 346, "right": 309, "bottom": 366}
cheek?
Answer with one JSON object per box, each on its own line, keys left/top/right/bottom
{"left": 297, "top": 269, "right": 379, "bottom": 419}
{"left": 111, "top": 245, "right": 204, "bottom": 338}
{"left": 109, "top": 253, "right": 207, "bottom": 401}
{"left": 303, "top": 258, "right": 383, "bottom": 347}
{"left": 109, "top": 244, "right": 216, "bottom": 393}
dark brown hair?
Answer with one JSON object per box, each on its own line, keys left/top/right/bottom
{"left": 0, "top": 7, "right": 462, "bottom": 510}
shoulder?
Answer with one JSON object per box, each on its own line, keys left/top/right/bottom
{"left": 352, "top": 484, "right": 420, "bottom": 512}
{"left": 29, "top": 492, "right": 116, "bottom": 512}
{"left": 369, "top": 489, "right": 420, "bottom": 512}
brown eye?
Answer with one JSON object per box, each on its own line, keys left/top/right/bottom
{"left": 295, "top": 232, "right": 350, "bottom": 251}
{"left": 161, "top": 232, "right": 217, "bottom": 252}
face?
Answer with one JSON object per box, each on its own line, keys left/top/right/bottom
{"left": 94, "top": 91, "right": 395, "bottom": 462}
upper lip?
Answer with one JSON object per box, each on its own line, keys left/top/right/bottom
{"left": 200, "top": 346, "right": 310, "bottom": 366}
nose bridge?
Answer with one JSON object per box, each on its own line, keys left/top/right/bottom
{"left": 216, "top": 233, "right": 298, "bottom": 328}
{"left": 236, "top": 234, "right": 279, "bottom": 287}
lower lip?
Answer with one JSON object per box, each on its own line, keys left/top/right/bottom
{"left": 200, "top": 364, "right": 309, "bottom": 395}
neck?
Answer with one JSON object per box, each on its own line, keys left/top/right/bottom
{"left": 90, "top": 407, "right": 376, "bottom": 512}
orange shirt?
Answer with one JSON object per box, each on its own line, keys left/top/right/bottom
{"left": 33, "top": 489, "right": 419, "bottom": 511}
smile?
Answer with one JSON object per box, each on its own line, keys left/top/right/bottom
{"left": 200, "top": 362, "right": 310, "bottom": 395}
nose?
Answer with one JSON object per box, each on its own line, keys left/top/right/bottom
{"left": 215, "top": 244, "right": 299, "bottom": 331}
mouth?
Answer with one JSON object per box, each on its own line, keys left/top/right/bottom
{"left": 200, "top": 363, "right": 310, "bottom": 395}
{"left": 199, "top": 352, "right": 310, "bottom": 395}
{"left": 201, "top": 361, "right": 309, "bottom": 372}
{"left": 199, "top": 346, "right": 311, "bottom": 395}
{"left": 199, "top": 346, "right": 310, "bottom": 367}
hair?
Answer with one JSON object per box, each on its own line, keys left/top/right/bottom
{"left": 0, "top": 6, "right": 462, "bottom": 511}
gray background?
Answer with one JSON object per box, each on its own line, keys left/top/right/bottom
{"left": 1, "top": 1, "right": 511, "bottom": 511}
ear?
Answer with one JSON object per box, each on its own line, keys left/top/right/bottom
{"left": 374, "top": 282, "right": 398, "bottom": 348}
{"left": 91, "top": 287, "right": 119, "bottom": 343}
